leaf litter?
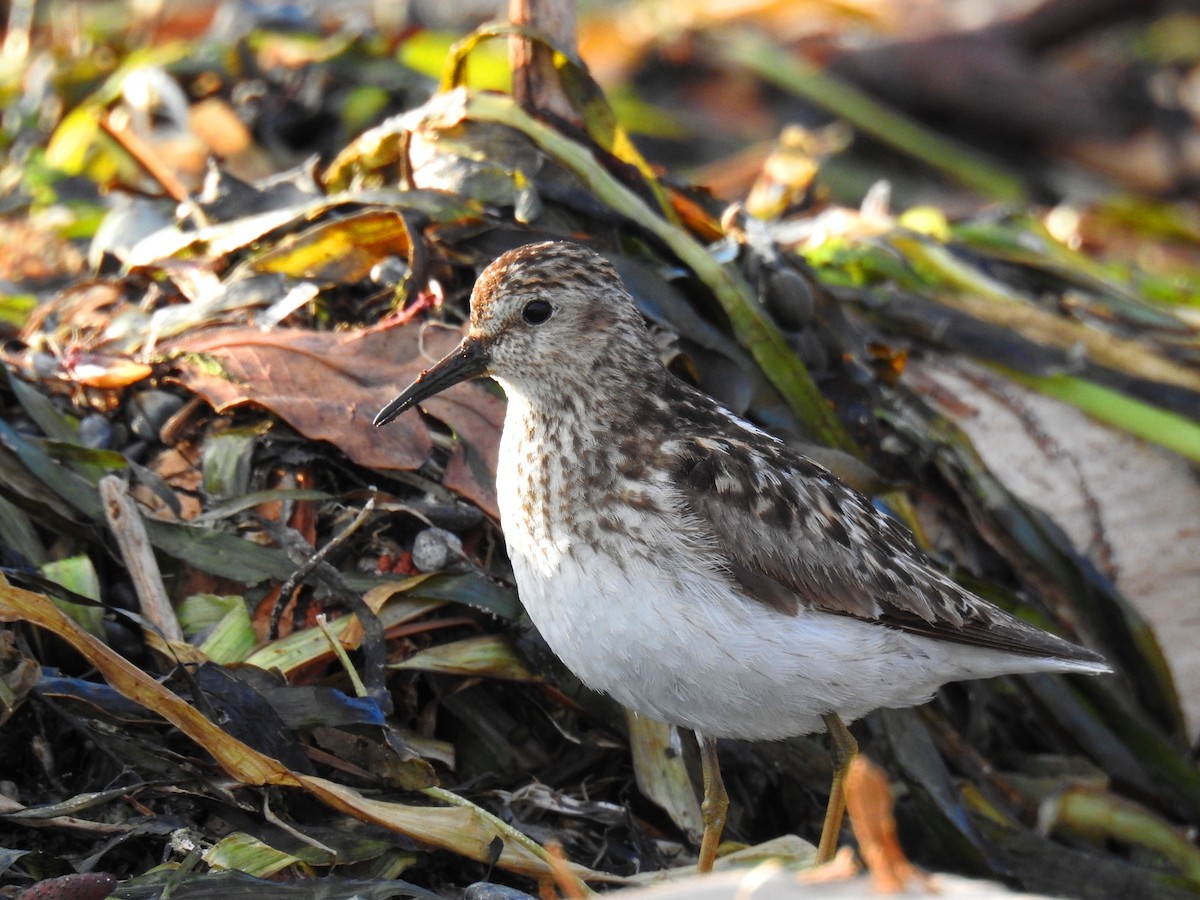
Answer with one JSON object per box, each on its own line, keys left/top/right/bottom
{"left": 1, "top": 2, "right": 1199, "bottom": 899}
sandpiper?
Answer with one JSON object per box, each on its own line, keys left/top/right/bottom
{"left": 375, "top": 241, "right": 1110, "bottom": 872}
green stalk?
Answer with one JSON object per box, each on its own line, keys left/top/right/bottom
{"left": 440, "top": 90, "right": 857, "bottom": 452}
{"left": 1000, "top": 368, "right": 1200, "bottom": 464}
{"left": 720, "top": 32, "right": 1027, "bottom": 202}
{"left": 890, "top": 235, "right": 1200, "bottom": 396}
{"left": 1044, "top": 786, "right": 1200, "bottom": 883}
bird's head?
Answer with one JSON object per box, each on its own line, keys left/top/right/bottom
{"left": 375, "top": 241, "right": 655, "bottom": 426}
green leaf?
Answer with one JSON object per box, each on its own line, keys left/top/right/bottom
{"left": 390, "top": 634, "right": 537, "bottom": 681}
{"left": 203, "top": 833, "right": 318, "bottom": 877}
{"left": 248, "top": 210, "right": 413, "bottom": 284}
{"left": 0, "top": 495, "right": 45, "bottom": 566}
{"left": 721, "top": 31, "right": 1027, "bottom": 201}
{"left": 402, "top": 30, "right": 509, "bottom": 91}
{"left": 8, "top": 374, "right": 79, "bottom": 444}
{"left": 178, "top": 594, "right": 256, "bottom": 664}
{"left": 201, "top": 428, "right": 260, "bottom": 500}
{"left": 0, "top": 294, "right": 36, "bottom": 328}
{"left": 43, "top": 106, "right": 102, "bottom": 175}
{"left": 1002, "top": 369, "right": 1200, "bottom": 463}
{"left": 40, "top": 556, "right": 104, "bottom": 638}
{"left": 245, "top": 592, "right": 444, "bottom": 676}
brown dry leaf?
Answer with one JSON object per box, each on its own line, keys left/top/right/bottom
{"left": 62, "top": 353, "right": 154, "bottom": 389}
{"left": 440, "top": 381, "right": 506, "bottom": 518}
{"left": 169, "top": 322, "right": 503, "bottom": 515}
{"left": 188, "top": 96, "right": 275, "bottom": 180}
{"left": 139, "top": 444, "right": 202, "bottom": 519}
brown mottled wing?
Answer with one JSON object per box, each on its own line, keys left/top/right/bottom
{"left": 673, "top": 427, "right": 1102, "bottom": 664}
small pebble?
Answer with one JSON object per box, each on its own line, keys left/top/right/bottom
{"left": 463, "top": 884, "right": 539, "bottom": 900}
{"left": 125, "top": 390, "right": 184, "bottom": 442}
{"left": 411, "top": 527, "right": 463, "bottom": 572}
{"left": 370, "top": 256, "right": 409, "bottom": 285}
{"left": 77, "top": 414, "right": 113, "bottom": 449}
{"left": 103, "top": 619, "right": 146, "bottom": 661}
{"left": 764, "top": 266, "right": 815, "bottom": 330}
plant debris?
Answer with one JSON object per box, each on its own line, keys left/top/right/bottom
{"left": 1, "top": 2, "right": 1199, "bottom": 898}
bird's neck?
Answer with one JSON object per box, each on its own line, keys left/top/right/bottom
{"left": 494, "top": 366, "right": 671, "bottom": 554}
{"left": 497, "top": 362, "right": 670, "bottom": 441}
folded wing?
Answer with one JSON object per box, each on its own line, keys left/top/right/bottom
{"left": 673, "top": 431, "right": 1106, "bottom": 667}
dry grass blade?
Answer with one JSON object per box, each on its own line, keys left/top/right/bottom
{"left": 0, "top": 575, "right": 610, "bottom": 888}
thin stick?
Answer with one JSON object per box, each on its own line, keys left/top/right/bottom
{"left": 269, "top": 497, "right": 375, "bottom": 638}
{"left": 508, "top": 0, "right": 580, "bottom": 123}
{"left": 99, "top": 475, "right": 184, "bottom": 644}
{"left": 98, "top": 110, "right": 191, "bottom": 204}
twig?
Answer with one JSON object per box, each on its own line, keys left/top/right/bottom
{"left": 98, "top": 110, "right": 191, "bottom": 204}
{"left": 544, "top": 840, "right": 588, "bottom": 899}
{"left": 99, "top": 474, "right": 184, "bottom": 644}
{"left": 509, "top": 0, "right": 580, "bottom": 124}
{"left": 317, "top": 612, "right": 368, "bottom": 698}
{"left": 263, "top": 497, "right": 392, "bottom": 716}
{"left": 269, "top": 496, "right": 375, "bottom": 638}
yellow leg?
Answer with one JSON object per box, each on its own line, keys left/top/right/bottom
{"left": 696, "top": 733, "right": 728, "bottom": 873}
{"left": 816, "top": 712, "right": 858, "bottom": 864}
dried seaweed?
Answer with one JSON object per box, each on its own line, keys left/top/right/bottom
{"left": 2, "top": 3, "right": 1198, "bottom": 899}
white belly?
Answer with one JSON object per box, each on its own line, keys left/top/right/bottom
{"left": 508, "top": 540, "right": 1039, "bottom": 740}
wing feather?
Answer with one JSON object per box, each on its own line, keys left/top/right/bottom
{"left": 667, "top": 398, "right": 1104, "bottom": 666}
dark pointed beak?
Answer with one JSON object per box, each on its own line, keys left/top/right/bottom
{"left": 374, "top": 338, "right": 490, "bottom": 427}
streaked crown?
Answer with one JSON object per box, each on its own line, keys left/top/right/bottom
{"left": 468, "top": 242, "right": 659, "bottom": 397}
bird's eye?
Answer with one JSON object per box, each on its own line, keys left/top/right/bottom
{"left": 522, "top": 299, "right": 553, "bottom": 325}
